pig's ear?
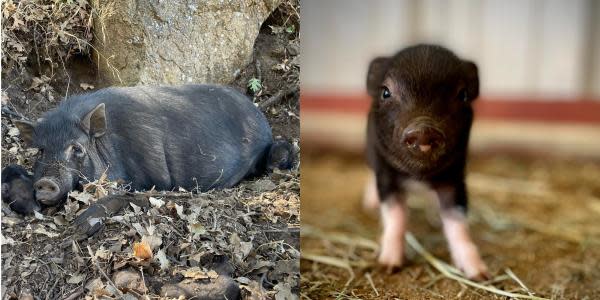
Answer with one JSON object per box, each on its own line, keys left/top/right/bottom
{"left": 463, "top": 60, "right": 479, "bottom": 101}
{"left": 81, "top": 103, "right": 107, "bottom": 138}
{"left": 13, "top": 120, "right": 35, "bottom": 145}
{"left": 366, "top": 56, "right": 391, "bottom": 98}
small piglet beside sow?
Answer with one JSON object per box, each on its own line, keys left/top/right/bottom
{"left": 2, "top": 165, "right": 39, "bottom": 214}
{"left": 364, "top": 45, "right": 489, "bottom": 280}
{"left": 15, "top": 85, "right": 290, "bottom": 206}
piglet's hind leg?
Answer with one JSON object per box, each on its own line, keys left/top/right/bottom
{"left": 363, "top": 171, "right": 380, "bottom": 211}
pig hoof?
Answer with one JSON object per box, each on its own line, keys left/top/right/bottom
{"left": 377, "top": 248, "right": 404, "bottom": 273}
{"left": 468, "top": 270, "right": 491, "bottom": 281}
{"left": 72, "top": 204, "right": 108, "bottom": 236}
{"left": 462, "top": 262, "right": 491, "bottom": 281}
{"left": 454, "top": 253, "right": 490, "bottom": 281}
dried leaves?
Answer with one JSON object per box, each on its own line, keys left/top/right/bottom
{"left": 1, "top": 0, "right": 93, "bottom": 72}
{"left": 132, "top": 241, "right": 153, "bottom": 260}
{"left": 1, "top": 168, "right": 300, "bottom": 299}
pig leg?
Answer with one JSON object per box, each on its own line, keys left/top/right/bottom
{"left": 73, "top": 193, "right": 150, "bottom": 237}
{"left": 378, "top": 196, "right": 407, "bottom": 270}
{"left": 362, "top": 170, "right": 380, "bottom": 210}
{"left": 435, "top": 183, "right": 489, "bottom": 280}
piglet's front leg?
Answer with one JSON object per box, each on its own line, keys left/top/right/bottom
{"left": 435, "top": 184, "right": 490, "bottom": 280}
{"left": 378, "top": 195, "right": 407, "bottom": 271}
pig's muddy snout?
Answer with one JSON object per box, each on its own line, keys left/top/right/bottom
{"left": 34, "top": 177, "right": 63, "bottom": 205}
{"left": 401, "top": 123, "right": 446, "bottom": 155}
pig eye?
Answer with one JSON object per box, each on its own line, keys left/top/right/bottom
{"left": 381, "top": 86, "right": 391, "bottom": 99}
{"left": 71, "top": 144, "right": 85, "bottom": 157}
{"left": 458, "top": 88, "right": 468, "bottom": 102}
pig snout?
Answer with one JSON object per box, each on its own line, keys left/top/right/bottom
{"left": 34, "top": 177, "right": 62, "bottom": 204}
{"left": 401, "top": 121, "right": 445, "bottom": 154}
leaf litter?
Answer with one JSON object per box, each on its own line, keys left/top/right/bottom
{"left": 1, "top": 167, "right": 300, "bottom": 299}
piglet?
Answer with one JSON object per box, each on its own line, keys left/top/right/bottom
{"left": 364, "top": 44, "right": 489, "bottom": 280}
{"left": 2, "top": 165, "right": 41, "bottom": 215}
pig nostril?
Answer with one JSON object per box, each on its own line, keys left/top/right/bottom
{"left": 402, "top": 127, "right": 445, "bottom": 153}
{"left": 404, "top": 136, "right": 418, "bottom": 147}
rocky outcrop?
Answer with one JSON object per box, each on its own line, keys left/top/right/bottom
{"left": 91, "top": 0, "right": 280, "bottom": 85}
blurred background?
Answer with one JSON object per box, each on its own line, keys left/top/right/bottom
{"left": 300, "top": 1, "right": 600, "bottom": 299}
{"left": 301, "top": 0, "right": 600, "bottom": 156}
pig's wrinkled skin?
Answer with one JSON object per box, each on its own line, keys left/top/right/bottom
{"left": 1, "top": 165, "right": 40, "bottom": 215}
{"left": 364, "top": 44, "right": 489, "bottom": 280}
{"left": 14, "top": 84, "right": 290, "bottom": 207}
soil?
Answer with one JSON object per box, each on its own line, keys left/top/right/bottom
{"left": 0, "top": 2, "right": 300, "bottom": 299}
{"left": 232, "top": 24, "right": 300, "bottom": 141}
{"left": 300, "top": 150, "right": 600, "bottom": 299}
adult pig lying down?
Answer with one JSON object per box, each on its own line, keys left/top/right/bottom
{"left": 14, "top": 84, "right": 293, "bottom": 213}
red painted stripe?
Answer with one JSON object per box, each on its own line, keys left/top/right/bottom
{"left": 300, "top": 93, "right": 600, "bottom": 124}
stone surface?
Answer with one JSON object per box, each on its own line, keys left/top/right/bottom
{"left": 92, "top": 0, "right": 280, "bottom": 85}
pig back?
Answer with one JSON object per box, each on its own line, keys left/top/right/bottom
{"left": 67, "top": 84, "right": 273, "bottom": 191}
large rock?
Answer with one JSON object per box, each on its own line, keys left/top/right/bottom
{"left": 92, "top": 0, "right": 280, "bottom": 85}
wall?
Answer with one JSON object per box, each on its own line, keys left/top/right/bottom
{"left": 301, "top": 0, "right": 600, "bottom": 99}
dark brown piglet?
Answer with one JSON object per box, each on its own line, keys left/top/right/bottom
{"left": 364, "top": 44, "right": 489, "bottom": 280}
{"left": 1, "top": 165, "right": 40, "bottom": 215}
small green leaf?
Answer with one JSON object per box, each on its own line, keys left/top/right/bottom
{"left": 285, "top": 25, "right": 295, "bottom": 33}
{"left": 248, "top": 78, "right": 262, "bottom": 93}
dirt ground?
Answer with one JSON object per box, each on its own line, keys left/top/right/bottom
{"left": 300, "top": 150, "right": 600, "bottom": 299}
{"left": 1, "top": 1, "right": 300, "bottom": 299}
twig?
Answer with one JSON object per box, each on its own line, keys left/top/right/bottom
{"left": 506, "top": 268, "right": 535, "bottom": 296}
{"left": 364, "top": 272, "right": 379, "bottom": 296}
{"left": 139, "top": 266, "right": 149, "bottom": 297}
{"left": 45, "top": 277, "right": 60, "bottom": 300}
{"left": 302, "top": 224, "right": 379, "bottom": 251}
{"left": 336, "top": 270, "right": 355, "bottom": 300}
{"left": 405, "top": 232, "right": 549, "bottom": 300}
{"left": 254, "top": 56, "right": 262, "bottom": 82}
{"left": 58, "top": 52, "right": 71, "bottom": 100}
{"left": 61, "top": 288, "right": 84, "bottom": 300}
{"left": 259, "top": 86, "right": 299, "bottom": 109}
{"left": 301, "top": 253, "right": 352, "bottom": 269}
{"left": 86, "top": 245, "right": 123, "bottom": 297}
{"left": 1, "top": 106, "right": 26, "bottom": 120}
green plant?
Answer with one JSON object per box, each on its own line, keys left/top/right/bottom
{"left": 248, "top": 78, "right": 262, "bottom": 93}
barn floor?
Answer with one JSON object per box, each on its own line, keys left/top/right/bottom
{"left": 300, "top": 151, "right": 600, "bottom": 299}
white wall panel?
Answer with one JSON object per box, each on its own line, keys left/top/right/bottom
{"left": 590, "top": 0, "right": 600, "bottom": 96}
{"left": 537, "top": 0, "right": 588, "bottom": 98}
{"left": 480, "top": 0, "right": 536, "bottom": 95}
{"left": 301, "top": 0, "right": 598, "bottom": 98}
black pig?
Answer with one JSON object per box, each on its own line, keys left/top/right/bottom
{"left": 1, "top": 165, "right": 40, "bottom": 214}
{"left": 14, "top": 85, "right": 292, "bottom": 206}
{"left": 364, "top": 45, "right": 489, "bottom": 280}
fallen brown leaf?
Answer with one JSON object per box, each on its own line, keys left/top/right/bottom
{"left": 132, "top": 241, "right": 153, "bottom": 260}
